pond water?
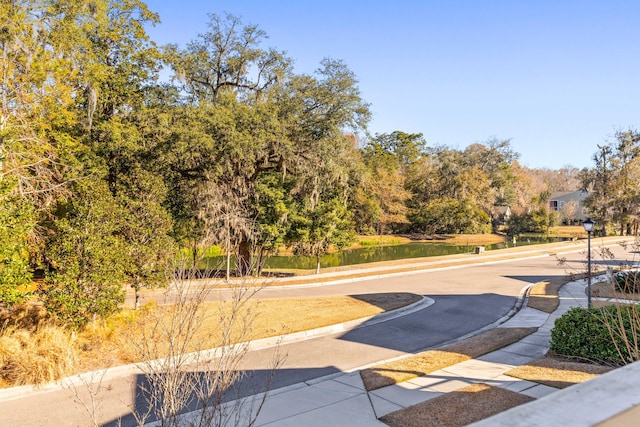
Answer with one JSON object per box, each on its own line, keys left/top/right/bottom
{"left": 203, "top": 236, "right": 567, "bottom": 271}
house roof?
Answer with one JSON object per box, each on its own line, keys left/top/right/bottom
{"left": 549, "top": 190, "right": 588, "bottom": 202}
{"left": 494, "top": 206, "right": 511, "bottom": 214}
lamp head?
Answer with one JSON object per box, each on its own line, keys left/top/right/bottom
{"left": 583, "top": 218, "right": 595, "bottom": 233}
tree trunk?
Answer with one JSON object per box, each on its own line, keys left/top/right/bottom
{"left": 256, "top": 247, "right": 265, "bottom": 277}
{"left": 133, "top": 278, "right": 140, "bottom": 310}
{"left": 236, "top": 240, "right": 252, "bottom": 276}
{"left": 226, "top": 248, "right": 231, "bottom": 282}
{"left": 315, "top": 254, "right": 321, "bottom": 275}
{"left": 225, "top": 218, "right": 231, "bottom": 281}
{"left": 191, "top": 238, "right": 198, "bottom": 271}
{"left": 134, "top": 288, "right": 140, "bottom": 310}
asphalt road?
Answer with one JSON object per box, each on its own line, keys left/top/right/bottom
{"left": 0, "top": 240, "right": 636, "bottom": 426}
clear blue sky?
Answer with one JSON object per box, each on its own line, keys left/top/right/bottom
{"left": 145, "top": 1, "right": 640, "bottom": 170}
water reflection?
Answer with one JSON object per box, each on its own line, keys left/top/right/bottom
{"left": 204, "top": 237, "right": 566, "bottom": 271}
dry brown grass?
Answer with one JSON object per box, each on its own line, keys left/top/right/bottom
{"left": 547, "top": 225, "right": 588, "bottom": 238}
{"left": 0, "top": 292, "right": 421, "bottom": 385}
{"left": 360, "top": 327, "right": 537, "bottom": 391}
{"left": 596, "top": 404, "right": 640, "bottom": 427}
{"left": 419, "top": 234, "right": 507, "bottom": 245}
{"left": 593, "top": 280, "right": 640, "bottom": 301}
{"left": 249, "top": 293, "right": 421, "bottom": 336}
{"left": 505, "top": 355, "right": 612, "bottom": 389}
{"left": 0, "top": 325, "right": 77, "bottom": 387}
{"left": 106, "top": 293, "right": 422, "bottom": 366}
{"left": 378, "top": 354, "right": 613, "bottom": 427}
{"left": 274, "top": 234, "right": 505, "bottom": 258}
{"left": 353, "top": 235, "right": 412, "bottom": 247}
{"left": 0, "top": 303, "right": 48, "bottom": 331}
{"left": 526, "top": 278, "right": 565, "bottom": 313}
{"left": 380, "top": 383, "right": 535, "bottom": 427}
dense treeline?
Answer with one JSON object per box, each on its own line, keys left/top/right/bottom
{"left": 0, "top": 1, "right": 634, "bottom": 327}
{"left": 580, "top": 130, "right": 640, "bottom": 237}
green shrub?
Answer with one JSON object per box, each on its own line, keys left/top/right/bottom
{"left": 550, "top": 306, "right": 639, "bottom": 366}
{"left": 613, "top": 270, "right": 640, "bottom": 294}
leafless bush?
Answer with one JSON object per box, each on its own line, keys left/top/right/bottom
{"left": 553, "top": 238, "right": 640, "bottom": 365}
{"left": 556, "top": 241, "right": 627, "bottom": 285}
{"left": 122, "top": 258, "right": 283, "bottom": 427}
{"left": 598, "top": 272, "right": 640, "bottom": 365}
{"left": 66, "top": 369, "right": 113, "bottom": 427}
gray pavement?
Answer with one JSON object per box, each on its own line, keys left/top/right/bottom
{"left": 157, "top": 278, "right": 640, "bottom": 426}
{"left": 2, "top": 238, "right": 638, "bottom": 426}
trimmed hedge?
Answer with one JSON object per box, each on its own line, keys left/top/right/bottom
{"left": 550, "top": 305, "right": 640, "bottom": 366}
{"left": 613, "top": 270, "right": 640, "bottom": 294}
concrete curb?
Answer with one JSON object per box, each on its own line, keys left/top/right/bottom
{"left": 469, "top": 360, "right": 640, "bottom": 427}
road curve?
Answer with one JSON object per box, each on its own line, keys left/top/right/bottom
{"left": 1, "top": 238, "right": 636, "bottom": 427}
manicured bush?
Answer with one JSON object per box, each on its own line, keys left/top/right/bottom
{"left": 550, "top": 306, "right": 640, "bottom": 366}
{"left": 613, "top": 270, "right": 640, "bottom": 294}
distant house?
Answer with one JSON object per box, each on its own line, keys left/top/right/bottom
{"left": 494, "top": 206, "right": 512, "bottom": 222}
{"left": 549, "top": 190, "right": 589, "bottom": 223}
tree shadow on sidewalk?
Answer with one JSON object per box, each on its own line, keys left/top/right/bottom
{"left": 102, "top": 366, "right": 340, "bottom": 427}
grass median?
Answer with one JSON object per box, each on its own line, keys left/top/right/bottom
{"left": 0, "top": 292, "right": 422, "bottom": 387}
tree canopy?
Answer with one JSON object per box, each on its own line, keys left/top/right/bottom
{"left": 1, "top": 2, "right": 616, "bottom": 327}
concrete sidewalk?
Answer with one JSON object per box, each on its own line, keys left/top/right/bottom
{"left": 166, "top": 279, "right": 640, "bottom": 426}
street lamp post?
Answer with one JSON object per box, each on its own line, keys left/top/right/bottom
{"left": 583, "top": 218, "right": 595, "bottom": 308}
